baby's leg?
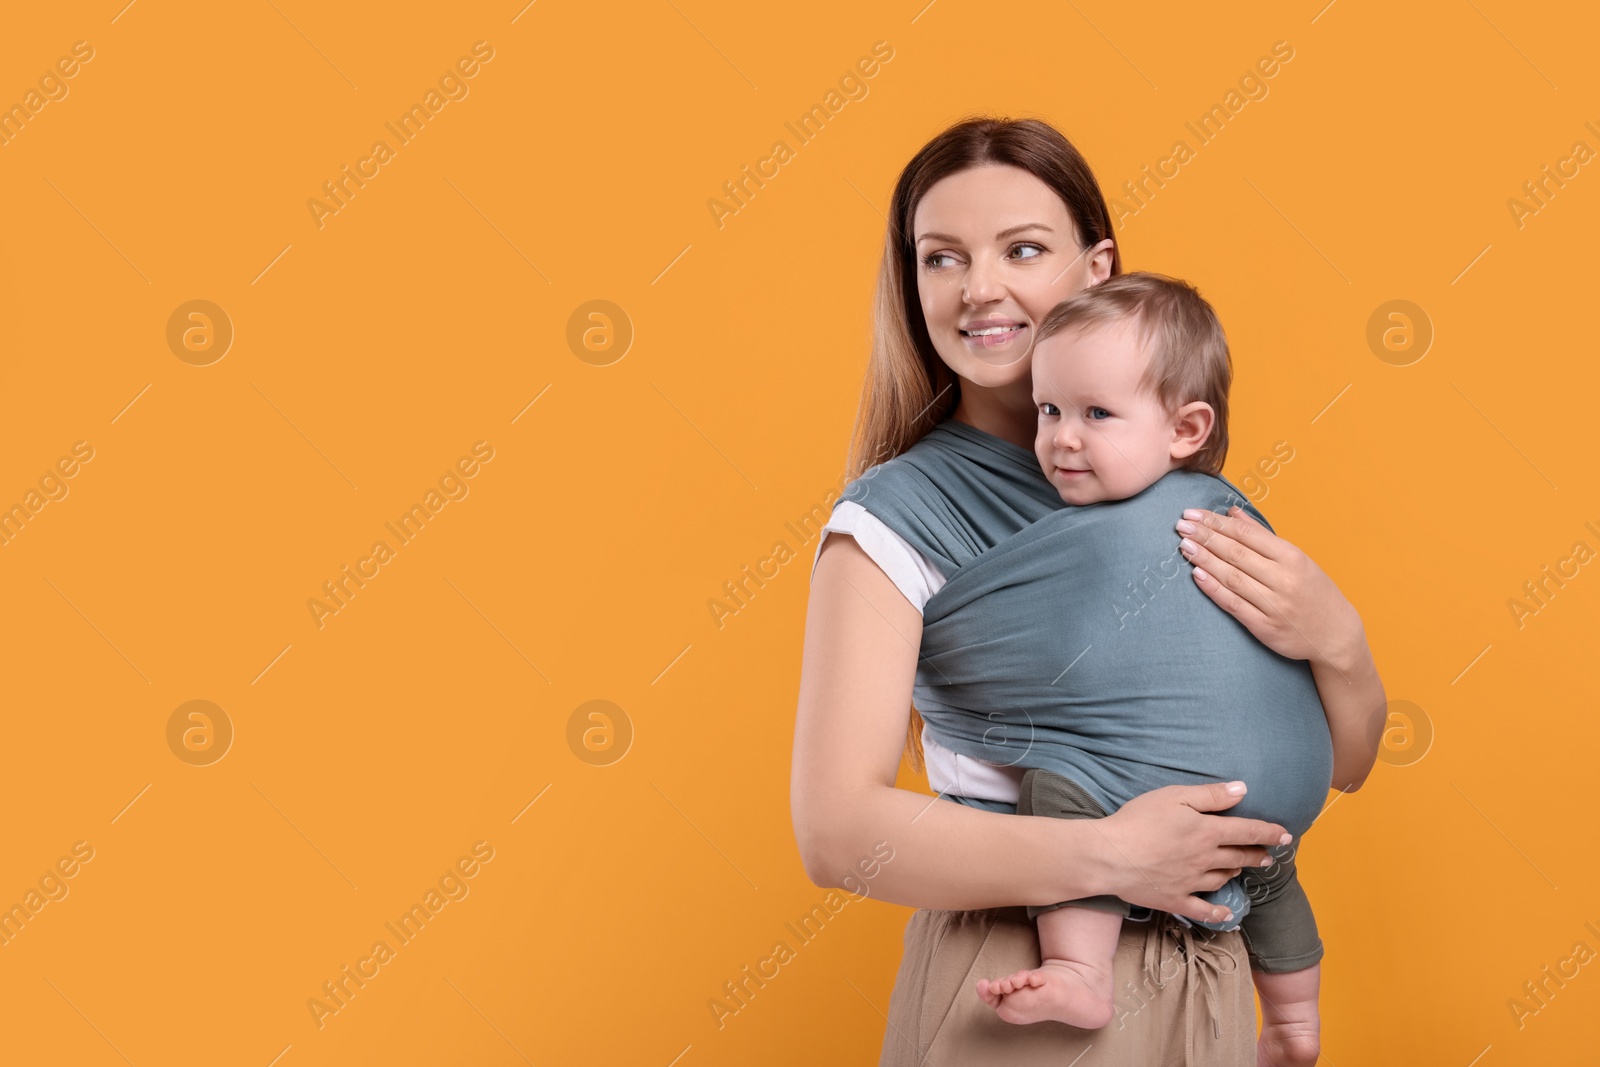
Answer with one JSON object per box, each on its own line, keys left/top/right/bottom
{"left": 1239, "top": 842, "right": 1322, "bottom": 1066}
{"left": 1253, "top": 964, "right": 1320, "bottom": 1067}
{"left": 975, "top": 904, "right": 1121, "bottom": 1028}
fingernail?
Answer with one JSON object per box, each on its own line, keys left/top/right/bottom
{"left": 1182, "top": 509, "right": 1204, "bottom": 520}
{"left": 1279, "top": 833, "right": 1292, "bottom": 845}
{"left": 1260, "top": 856, "right": 1274, "bottom": 867}
{"left": 1193, "top": 567, "right": 1209, "bottom": 582}
{"left": 1176, "top": 519, "right": 1196, "bottom": 534}
{"left": 1226, "top": 782, "right": 1246, "bottom": 795}
{"left": 1220, "top": 910, "right": 1233, "bottom": 922}
{"left": 1180, "top": 538, "right": 1198, "bottom": 556}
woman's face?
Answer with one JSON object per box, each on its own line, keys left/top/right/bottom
{"left": 912, "top": 164, "right": 1115, "bottom": 390}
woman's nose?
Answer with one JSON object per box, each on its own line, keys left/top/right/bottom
{"left": 962, "top": 256, "right": 1004, "bottom": 304}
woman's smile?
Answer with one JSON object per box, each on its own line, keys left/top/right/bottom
{"left": 961, "top": 320, "right": 1029, "bottom": 349}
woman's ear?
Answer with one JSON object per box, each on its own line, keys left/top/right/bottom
{"left": 1169, "top": 401, "right": 1215, "bottom": 460}
{"left": 1087, "top": 239, "right": 1116, "bottom": 285}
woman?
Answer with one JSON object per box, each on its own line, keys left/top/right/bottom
{"left": 790, "top": 117, "right": 1385, "bottom": 1064}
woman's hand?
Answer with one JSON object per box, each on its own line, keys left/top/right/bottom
{"left": 1092, "top": 781, "right": 1291, "bottom": 925}
{"left": 1175, "top": 505, "right": 1363, "bottom": 671}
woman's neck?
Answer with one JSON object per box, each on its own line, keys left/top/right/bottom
{"left": 950, "top": 380, "right": 1037, "bottom": 453}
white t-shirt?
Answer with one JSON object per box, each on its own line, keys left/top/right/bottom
{"left": 810, "top": 499, "right": 1025, "bottom": 804}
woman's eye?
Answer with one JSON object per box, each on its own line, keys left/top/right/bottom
{"left": 1087, "top": 406, "right": 1111, "bottom": 420}
{"left": 1010, "top": 243, "right": 1045, "bottom": 260}
{"left": 1038, "top": 403, "right": 1059, "bottom": 417}
{"left": 921, "top": 252, "right": 954, "bottom": 269}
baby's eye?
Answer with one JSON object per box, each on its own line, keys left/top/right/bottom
{"left": 1086, "top": 406, "right": 1111, "bottom": 420}
{"left": 1038, "top": 402, "right": 1060, "bottom": 417}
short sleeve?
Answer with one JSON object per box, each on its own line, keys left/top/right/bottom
{"left": 811, "top": 501, "right": 1020, "bottom": 803}
{"left": 810, "top": 500, "right": 947, "bottom": 613}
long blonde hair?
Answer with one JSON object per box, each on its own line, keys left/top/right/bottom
{"left": 845, "top": 115, "right": 1123, "bottom": 774}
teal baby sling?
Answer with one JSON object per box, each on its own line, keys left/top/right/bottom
{"left": 837, "top": 419, "right": 1334, "bottom": 923}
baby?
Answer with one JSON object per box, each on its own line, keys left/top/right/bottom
{"left": 970, "top": 272, "right": 1328, "bottom": 1060}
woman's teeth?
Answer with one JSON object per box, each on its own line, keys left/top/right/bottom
{"left": 962, "top": 323, "right": 1026, "bottom": 350}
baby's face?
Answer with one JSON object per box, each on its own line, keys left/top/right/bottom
{"left": 1032, "top": 318, "right": 1183, "bottom": 506}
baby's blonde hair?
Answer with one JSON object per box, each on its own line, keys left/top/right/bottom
{"left": 1034, "top": 271, "right": 1231, "bottom": 476}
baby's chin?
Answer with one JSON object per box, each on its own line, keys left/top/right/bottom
{"left": 1051, "top": 483, "right": 1112, "bottom": 506}
{"left": 1048, "top": 472, "right": 1152, "bottom": 506}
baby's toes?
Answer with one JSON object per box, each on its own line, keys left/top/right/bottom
{"left": 1006, "top": 969, "right": 1039, "bottom": 989}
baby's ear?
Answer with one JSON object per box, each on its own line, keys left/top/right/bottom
{"left": 1169, "top": 401, "right": 1214, "bottom": 460}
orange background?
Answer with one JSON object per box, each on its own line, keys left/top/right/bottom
{"left": 1, "top": 1, "right": 1596, "bottom": 1063}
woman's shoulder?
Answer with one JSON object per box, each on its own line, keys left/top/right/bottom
{"left": 834, "top": 434, "right": 948, "bottom": 516}
{"left": 838, "top": 419, "right": 1051, "bottom": 510}
{"left": 842, "top": 424, "right": 957, "bottom": 486}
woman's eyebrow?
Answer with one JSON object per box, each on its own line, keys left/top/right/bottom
{"left": 915, "top": 223, "right": 1055, "bottom": 245}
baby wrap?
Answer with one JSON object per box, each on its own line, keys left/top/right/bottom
{"left": 838, "top": 419, "right": 1334, "bottom": 925}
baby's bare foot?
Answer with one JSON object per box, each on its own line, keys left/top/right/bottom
{"left": 975, "top": 960, "right": 1114, "bottom": 1028}
{"left": 1257, "top": 1017, "right": 1319, "bottom": 1067}
{"left": 1255, "top": 964, "right": 1321, "bottom": 1066}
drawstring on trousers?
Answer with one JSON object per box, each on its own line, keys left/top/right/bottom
{"left": 1141, "top": 912, "right": 1241, "bottom": 1061}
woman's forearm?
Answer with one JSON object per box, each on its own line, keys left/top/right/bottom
{"left": 799, "top": 783, "right": 1106, "bottom": 911}
{"left": 1310, "top": 622, "right": 1386, "bottom": 791}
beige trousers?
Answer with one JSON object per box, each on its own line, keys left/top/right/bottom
{"left": 878, "top": 906, "right": 1255, "bottom": 1066}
